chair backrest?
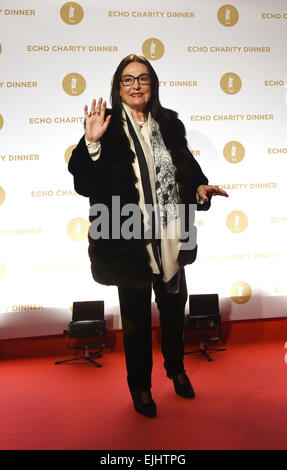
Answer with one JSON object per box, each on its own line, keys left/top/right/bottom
{"left": 189, "top": 294, "right": 219, "bottom": 316}
{"left": 72, "top": 301, "right": 104, "bottom": 322}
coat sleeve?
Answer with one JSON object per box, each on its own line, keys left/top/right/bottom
{"left": 171, "top": 117, "right": 211, "bottom": 211}
{"left": 68, "top": 135, "right": 107, "bottom": 198}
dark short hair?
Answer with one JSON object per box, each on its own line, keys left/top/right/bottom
{"left": 110, "top": 54, "right": 163, "bottom": 121}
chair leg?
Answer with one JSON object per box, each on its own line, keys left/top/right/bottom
{"left": 85, "top": 349, "right": 103, "bottom": 367}
{"left": 85, "top": 357, "right": 102, "bottom": 367}
{"left": 55, "top": 355, "right": 103, "bottom": 366}
{"left": 55, "top": 356, "right": 85, "bottom": 365}
{"left": 200, "top": 347, "right": 213, "bottom": 362}
{"left": 185, "top": 343, "right": 212, "bottom": 361}
{"left": 54, "top": 347, "right": 104, "bottom": 366}
{"left": 184, "top": 342, "right": 227, "bottom": 362}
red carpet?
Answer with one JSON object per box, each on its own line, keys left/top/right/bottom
{"left": 1, "top": 319, "right": 287, "bottom": 450}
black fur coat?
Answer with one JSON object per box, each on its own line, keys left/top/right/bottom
{"left": 68, "top": 108, "right": 210, "bottom": 287}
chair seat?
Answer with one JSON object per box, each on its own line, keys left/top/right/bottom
{"left": 71, "top": 320, "right": 105, "bottom": 327}
{"left": 185, "top": 315, "right": 220, "bottom": 330}
{"left": 67, "top": 319, "right": 106, "bottom": 337}
{"left": 186, "top": 314, "right": 220, "bottom": 321}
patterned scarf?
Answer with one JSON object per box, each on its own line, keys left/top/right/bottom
{"left": 150, "top": 117, "right": 180, "bottom": 228}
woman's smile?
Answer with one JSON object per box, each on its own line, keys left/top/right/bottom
{"left": 130, "top": 92, "right": 144, "bottom": 98}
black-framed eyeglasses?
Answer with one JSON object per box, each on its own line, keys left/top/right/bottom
{"left": 120, "top": 73, "right": 151, "bottom": 86}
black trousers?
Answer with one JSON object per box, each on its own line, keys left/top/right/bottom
{"left": 118, "top": 268, "right": 188, "bottom": 391}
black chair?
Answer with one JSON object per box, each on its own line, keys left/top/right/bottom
{"left": 55, "top": 301, "right": 107, "bottom": 367}
{"left": 184, "top": 294, "right": 227, "bottom": 361}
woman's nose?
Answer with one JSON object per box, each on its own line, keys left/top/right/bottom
{"left": 132, "top": 80, "right": 141, "bottom": 89}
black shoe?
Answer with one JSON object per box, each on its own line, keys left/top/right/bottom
{"left": 169, "top": 372, "right": 195, "bottom": 398}
{"left": 130, "top": 390, "right": 157, "bottom": 417}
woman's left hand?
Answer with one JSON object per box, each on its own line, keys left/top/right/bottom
{"left": 197, "top": 185, "right": 229, "bottom": 202}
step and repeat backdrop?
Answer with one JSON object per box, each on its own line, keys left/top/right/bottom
{"left": 0, "top": 0, "right": 287, "bottom": 338}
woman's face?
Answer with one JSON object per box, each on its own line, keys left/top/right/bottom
{"left": 120, "top": 61, "right": 152, "bottom": 113}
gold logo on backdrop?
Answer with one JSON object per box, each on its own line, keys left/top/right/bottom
{"left": 226, "top": 210, "right": 248, "bottom": 233}
{"left": 0, "top": 114, "right": 3, "bottom": 130}
{"left": 0, "top": 187, "right": 5, "bottom": 205}
{"left": 60, "top": 2, "right": 84, "bottom": 25}
{"left": 223, "top": 141, "right": 245, "bottom": 163}
{"left": 67, "top": 217, "right": 89, "bottom": 240}
{"left": 62, "top": 73, "right": 86, "bottom": 96}
{"left": 0, "top": 44, "right": 2, "bottom": 54}
{"left": 64, "top": 144, "right": 77, "bottom": 163}
{"left": 230, "top": 281, "right": 252, "bottom": 304}
{"left": 0, "top": 262, "right": 7, "bottom": 281}
{"left": 220, "top": 72, "right": 242, "bottom": 94}
{"left": 142, "top": 38, "right": 165, "bottom": 60}
{"left": 217, "top": 5, "right": 239, "bottom": 26}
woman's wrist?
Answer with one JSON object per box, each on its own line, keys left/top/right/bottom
{"left": 85, "top": 135, "right": 100, "bottom": 144}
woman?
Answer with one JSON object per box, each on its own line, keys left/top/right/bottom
{"left": 68, "top": 54, "right": 228, "bottom": 418}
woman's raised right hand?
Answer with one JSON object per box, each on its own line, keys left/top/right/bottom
{"left": 84, "top": 98, "right": 111, "bottom": 143}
